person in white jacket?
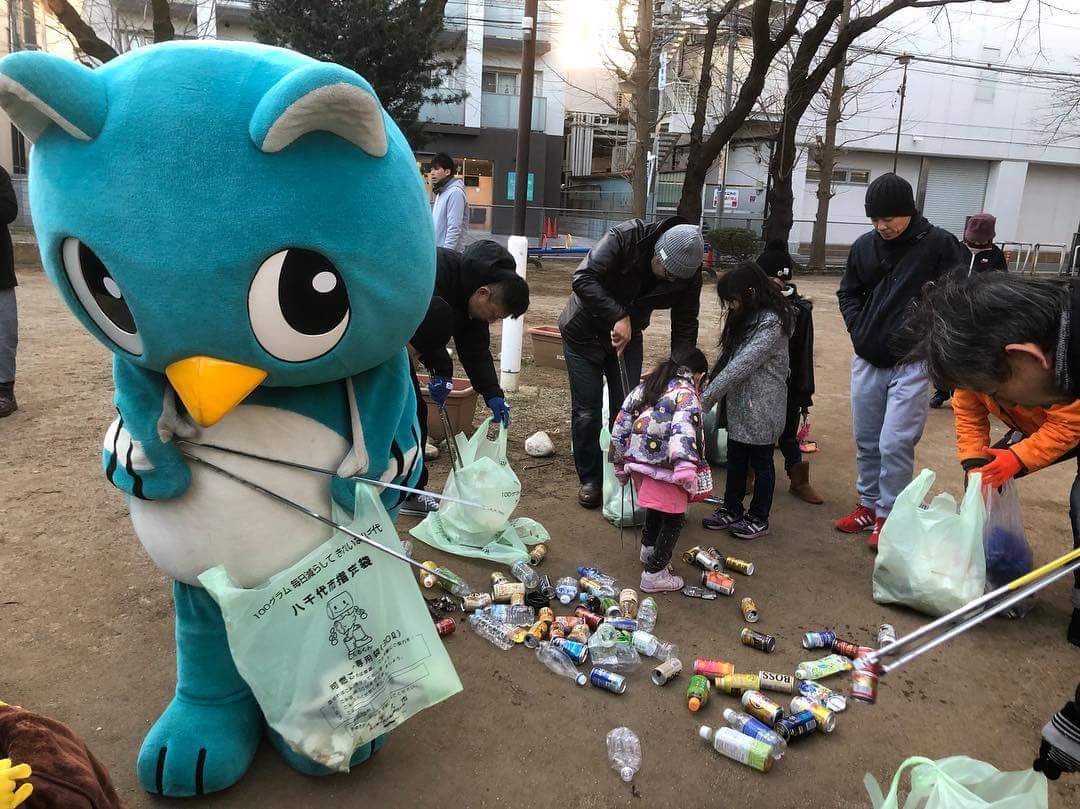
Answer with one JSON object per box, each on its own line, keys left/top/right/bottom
{"left": 429, "top": 153, "right": 468, "bottom": 251}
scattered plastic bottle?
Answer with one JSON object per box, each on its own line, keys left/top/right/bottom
{"left": 698, "top": 725, "right": 774, "bottom": 772}
{"left": 510, "top": 560, "right": 540, "bottom": 590}
{"left": 636, "top": 597, "right": 658, "bottom": 633}
{"left": 589, "top": 624, "right": 641, "bottom": 671}
{"left": 555, "top": 576, "right": 580, "bottom": 605}
{"left": 433, "top": 566, "right": 471, "bottom": 598}
{"left": 400, "top": 539, "right": 413, "bottom": 559}
{"left": 467, "top": 612, "right": 515, "bottom": 650}
{"left": 721, "top": 708, "right": 787, "bottom": 759}
{"left": 536, "top": 641, "right": 587, "bottom": 686}
{"left": 483, "top": 604, "right": 536, "bottom": 627}
{"left": 606, "top": 727, "right": 641, "bottom": 783}
{"left": 795, "top": 654, "right": 853, "bottom": 681}
{"left": 631, "top": 630, "right": 678, "bottom": 661}
{"left": 580, "top": 566, "right": 617, "bottom": 587}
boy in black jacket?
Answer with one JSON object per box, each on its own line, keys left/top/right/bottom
{"left": 835, "top": 173, "right": 967, "bottom": 548}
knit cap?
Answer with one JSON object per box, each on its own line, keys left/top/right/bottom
{"left": 964, "top": 213, "right": 996, "bottom": 244}
{"left": 864, "top": 173, "right": 917, "bottom": 218}
{"left": 655, "top": 225, "right": 704, "bottom": 279}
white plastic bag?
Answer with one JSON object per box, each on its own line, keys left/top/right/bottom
{"left": 200, "top": 484, "right": 462, "bottom": 772}
{"left": 873, "top": 469, "right": 987, "bottom": 617}
{"left": 601, "top": 421, "right": 644, "bottom": 527}
{"left": 983, "top": 481, "right": 1034, "bottom": 590}
{"left": 865, "top": 755, "right": 1048, "bottom": 809}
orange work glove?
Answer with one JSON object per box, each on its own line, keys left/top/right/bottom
{"left": 975, "top": 446, "right": 1024, "bottom": 488}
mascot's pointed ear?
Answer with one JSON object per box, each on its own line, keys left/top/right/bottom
{"left": 249, "top": 63, "right": 388, "bottom": 157}
{"left": 0, "top": 51, "right": 106, "bottom": 142}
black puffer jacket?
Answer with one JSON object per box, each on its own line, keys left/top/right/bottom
{"left": 787, "top": 288, "right": 815, "bottom": 409}
{"left": 558, "top": 217, "right": 702, "bottom": 362}
{"left": 410, "top": 241, "right": 521, "bottom": 400}
{"left": 966, "top": 244, "right": 1008, "bottom": 275}
{"left": 838, "top": 216, "right": 966, "bottom": 368}
{"left": 0, "top": 167, "right": 17, "bottom": 290}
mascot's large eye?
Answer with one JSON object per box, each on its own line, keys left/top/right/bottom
{"left": 248, "top": 249, "right": 350, "bottom": 362}
{"left": 60, "top": 238, "right": 143, "bottom": 355}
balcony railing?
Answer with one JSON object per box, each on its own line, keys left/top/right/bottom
{"left": 481, "top": 93, "right": 546, "bottom": 131}
{"left": 420, "top": 99, "right": 466, "bottom": 126}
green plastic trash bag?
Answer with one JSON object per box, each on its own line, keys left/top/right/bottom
{"left": 865, "top": 756, "right": 1048, "bottom": 809}
{"left": 873, "top": 469, "right": 987, "bottom": 617}
{"left": 200, "top": 483, "right": 462, "bottom": 772}
{"left": 411, "top": 418, "right": 545, "bottom": 565}
{"left": 703, "top": 404, "right": 728, "bottom": 467}
{"left": 601, "top": 422, "right": 644, "bottom": 528}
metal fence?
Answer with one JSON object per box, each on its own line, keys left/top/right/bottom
{"left": 10, "top": 174, "right": 32, "bottom": 234}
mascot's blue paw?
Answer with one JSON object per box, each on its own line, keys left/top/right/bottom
{"left": 137, "top": 692, "right": 263, "bottom": 796}
{"left": 266, "top": 725, "right": 387, "bottom": 776}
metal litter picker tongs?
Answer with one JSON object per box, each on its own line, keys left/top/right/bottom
{"left": 179, "top": 450, "right": 474, "bottom": 595}
{"left": 616, "top": 351, "right": 640, "bottom": 548}
{"left": 864, "top": 546, "right": 1080, "bottom": 676}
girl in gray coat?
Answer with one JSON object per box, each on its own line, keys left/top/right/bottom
{"left": 701, "top": 262, "right": 792, "bottom": 539}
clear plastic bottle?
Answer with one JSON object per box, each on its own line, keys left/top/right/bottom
{"left": 589, "top": 624, "right": 641, "bottom": 671}
{"left": 721, "top": 708, "right": 787, "bottom": 758}
{"left": 433, "top": 567, "right": 471, "bottom": 598}
{"left": 467, "top": 612, "right": 515, "bottom": 650}
{"left": 698, "top": 725, "right": 774, "bottom": 772}
{"left": 483, "top": 604, "right": 536, "bottom": 627}
{"left": 536, "top": 641, "right": 587, "bottom": 686}
{"left": 555, "top": 576, "right": 580, "bottom": 605}
{"left": 580, "top": 566, "right": 617, "bottom": 587}
{"left": 631, "top": 630, "right": 678, "bottom": 661}
{"left": 510, "top": 560, "right": 540, "bottom": 590}
{"left": 605, "top": 727, "right": 641, "bottom": 783}
{"left": 637, "top": 596, "right": 658, "bottom": 633}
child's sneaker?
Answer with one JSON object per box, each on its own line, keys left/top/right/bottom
{"left": 730, "top": 517, "right": 769, "bottom": 540}
{"left": 835, "top": 503, "right": 875, "bottom": 534}
{"left": 868, "top": 517, "right": 886, "bottom": 550}
{"left": 703, "top": 505, "right": 741, "bottom": 531}
{"left": 640, "top": 568, "right": 685, "bottom": 593}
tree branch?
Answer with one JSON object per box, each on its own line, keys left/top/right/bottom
{"left": 689, "top": 11, "right": 722, "bottom": 148}
{"left": 45, "top": 0, "right": 119, "bottom": 62}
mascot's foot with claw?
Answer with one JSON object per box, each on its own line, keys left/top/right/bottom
{"left": 138, "top": 582, "right": 263, "bottom": 796}
{"left": 266, "top": 726, "right": 386, "bottom": 776}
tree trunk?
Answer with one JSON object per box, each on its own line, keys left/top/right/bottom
{"left": 629, "top": 0, "right": 653, "bottom": 219}
{"left": 150, "top": 0, "right": 175, "bottom": 42}
{"left": 808, "top": 0, "right": 850, "bottom": 270}
{"left": 762, "top": 115, "right": 799, "bottom": 244}
{"left": 46, "top": 0, "right": 119, "bottom": 62}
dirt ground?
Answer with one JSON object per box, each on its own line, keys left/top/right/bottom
{"left": 2, "top": 260, "right": 1079, "bottom": 808}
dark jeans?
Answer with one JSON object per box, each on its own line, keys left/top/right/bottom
{"left": 409, "top": 361, "right": 430, "bottom": 490}
{"left": 563, "top": 337, "right": 644, "bottom": 486}
{"left": 1069, "top": 463, "right": 1080, "bottom": 599}
{"left": 778, "top": 398, "right": 801, "bottom": 470}
{"left": 725, "top": 439, "right": 776, "bottom": 522}
{"left": 641, "top": 508, "right": 686, "bottom": 573}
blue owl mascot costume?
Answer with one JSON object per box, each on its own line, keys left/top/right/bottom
{"left": 0, "top": 41, "right": 439, "bottom": 796}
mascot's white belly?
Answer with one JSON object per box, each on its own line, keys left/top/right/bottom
{"left": 130, "top": 404, "right": 351, "bottom": 587}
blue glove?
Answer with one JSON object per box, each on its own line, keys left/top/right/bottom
{"left": 427, "top": 376, "right": 453, "bottom": 409}
{"left": 487, "top": 396, "right": 510, "bottom": 427}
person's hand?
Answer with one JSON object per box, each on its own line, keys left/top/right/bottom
{"left": 614, "top": 464, "right": 629, "bottom": 486}
{"left": 427, "top": 376, "right": 453, "bottom": 409}
{"left": 487, "top": 396, "right": 510, "bottom": 427}
{"left": 974, "top": 446, "right": 1023, "bottom": 488}
{"left": 0, "top": 758, "right": 32, "bottom": 809}
{"left": 610, "top": 316, "right": 632, "bottom": 354}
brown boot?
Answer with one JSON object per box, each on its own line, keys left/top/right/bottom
{"left": 787, "top": 461, "right": 823, "bottom": 504}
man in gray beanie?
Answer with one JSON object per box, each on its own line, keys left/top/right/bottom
{"left": 835, "top": 172, "right": 966, "bottom": 546}
{"left": 558, "top": 217, "right": 704, "bottom": 508}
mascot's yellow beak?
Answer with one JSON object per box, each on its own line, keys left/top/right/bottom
{"left": 166, "top": 356, "right": 267, "bottom": 428}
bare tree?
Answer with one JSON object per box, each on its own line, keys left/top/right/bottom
{"left": 612, "top": 0, "right": 655, "bottom": 218}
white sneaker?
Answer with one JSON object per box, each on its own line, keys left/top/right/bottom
{"left": 640, "top": 568, "right": 685, "bottom": 593}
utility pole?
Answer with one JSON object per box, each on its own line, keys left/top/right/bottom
{"left": 808, "top": 0, "right": 850, "bottom": 271}
{"left": 892, "top": 53, "right": 912, "bottom": 173}
{"left": 501, "top": 0, "right": 539, "bottom": 393}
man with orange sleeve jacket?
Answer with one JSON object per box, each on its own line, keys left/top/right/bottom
{"left": 953, "top": 388, "right": 1080, "bottom": 645}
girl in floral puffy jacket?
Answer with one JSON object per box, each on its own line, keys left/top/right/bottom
{"left": 610, "top": 347, "right": 710, "bottom": 592}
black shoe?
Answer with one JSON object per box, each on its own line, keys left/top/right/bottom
{"left": 578, "top": 482, "right": 601, "bottom": 509}
{"left": 1069, "top": 609, "right": 1080, "bottom": 648}
{"left": 399, "top": 492, "right": 439, "bottom": 517}
{"left": 0, "top": 394, "right": 16, "bottom": 418}
{"left": 929, "top": 390, "right": 950, "bottom": 409}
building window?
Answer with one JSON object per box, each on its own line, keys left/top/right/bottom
{"left": 11, "top": 125, "right": 27, "bottom": 175}
{"left": 481, "top": 68, "right": 543, "bottom": 96}
{"left": 806, "top": 166, "right": 870, "bottom": 185}
{"left": 975, "top": 46, "right": 1000, "bottom": 103}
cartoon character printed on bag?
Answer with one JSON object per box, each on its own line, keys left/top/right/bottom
{"left": 0, "top": 42, "right": 435, "bottom": 797}
{"left": 327, "top": 592, "right": 373, "bottom": 660}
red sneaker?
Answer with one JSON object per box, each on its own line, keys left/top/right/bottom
{"left": 869, "top": 517, "right": 886, "bottom": 550}
{"left": 835, "top": 504, "right": 875, "bottom": 534}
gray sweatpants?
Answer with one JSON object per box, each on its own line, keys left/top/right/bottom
{"left": 0, "top": 288, "right": 15, "bottom": 384}
{"left": 851, "top": 356, "right": 929, "bottom": 518}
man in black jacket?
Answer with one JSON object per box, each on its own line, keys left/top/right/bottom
{"left": 402, "top": 240, "right": 530, "bottom": 515}
{"left": 835, "top": 173, "right": 966, "bottom": 547}
{"left": 0, "top": 166, "right": 17, "bottom": 418}
{"left": 558, "top": 217, "right": 704, "bottom": 508}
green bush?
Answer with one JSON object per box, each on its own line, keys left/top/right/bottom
{"left": 706, "top": 227, "right": 759, "bottom": 263}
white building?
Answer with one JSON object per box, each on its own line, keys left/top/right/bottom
{"left": 787, "top": 3, "right": 1080, "bottom": 269}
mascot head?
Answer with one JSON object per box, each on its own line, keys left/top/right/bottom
{"left": 0, "top": 41, "right": 434, "bottom": 421}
